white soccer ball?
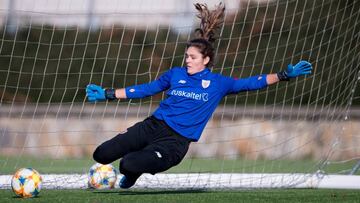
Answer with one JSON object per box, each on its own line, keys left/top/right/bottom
{"left": 11, "top": 168, "right": 42, "bottom": 198}
{"left": 88, "top": 163, "right": 118, "bottom": 189}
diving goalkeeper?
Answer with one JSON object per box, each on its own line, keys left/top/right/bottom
{"left": 86, "top": 3, "right": 312, "bottom": 189}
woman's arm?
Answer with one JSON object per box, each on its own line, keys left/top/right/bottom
{"left": 266, "top": 73, "right": 280, "bottom": 85}
{"left": 87, "top": 79, "right": 169, "bottom": 102}
{"left": 226, "top": 61, "right": 312, "bottom": 95}
{"left": 86, "top": 68, "right": 173, "bottom": 102}
{"left": 115, "top": 88, "right": 127, "bottom": 99}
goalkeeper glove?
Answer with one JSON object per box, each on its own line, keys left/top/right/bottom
{"left": 277, "top": 60, "right": 313, "bottom": 81}
{"left": 86, "top": 84, "right": 116, "bottom": 102}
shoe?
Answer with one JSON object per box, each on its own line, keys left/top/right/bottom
{"left": 119, "top": 175, "right": 137, "bottom": 189}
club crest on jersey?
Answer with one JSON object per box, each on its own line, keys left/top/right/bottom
{"left": 201, "top": 80, "right": 211, "bottom": 88}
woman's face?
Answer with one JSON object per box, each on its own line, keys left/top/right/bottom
{"left": 185, "top": 46, "right": 210, "bottom": 75}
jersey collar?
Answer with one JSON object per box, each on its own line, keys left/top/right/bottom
{"left": 189, "top": 68, "right": 210, "bottom": 78}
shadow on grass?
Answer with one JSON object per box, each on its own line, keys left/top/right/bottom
{"left": 93, "top": 189, "right": 207, "bottom": 196}
{"left": 12, "top": 195, "right": 41, "bottom": 199}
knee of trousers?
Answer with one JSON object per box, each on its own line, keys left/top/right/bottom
{"left": 119, "top": 158, "right": 133, "bottom": 174}
{"left": 119, "top": 156, "right": 147, "bottom": 175}
{"left": 93, "top": 146, "right": 111, "bottom": 164}
{"left": 119, "top": 153, "right": 172, "bottom": 175}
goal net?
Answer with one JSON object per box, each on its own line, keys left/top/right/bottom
{"left": 0, "top": 0, "right": 360, "bottom": 189}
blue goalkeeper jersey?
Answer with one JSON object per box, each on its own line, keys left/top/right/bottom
{"left": 125, "top": 67, "right": 268, "bottom": 141}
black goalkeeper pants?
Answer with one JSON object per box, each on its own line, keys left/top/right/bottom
{"left": 93, "top": 116, "right": 191, "bottom": 177}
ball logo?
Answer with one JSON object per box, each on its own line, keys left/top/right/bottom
{"left": 201, "top": 80, "right": 211, "bottom": 88}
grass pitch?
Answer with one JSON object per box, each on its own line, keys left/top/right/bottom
{"left": 1, "top": 156, "right": 359, "bottom": 202}
{"left": 0, "top": 188, "right": 360, "bottom": 202}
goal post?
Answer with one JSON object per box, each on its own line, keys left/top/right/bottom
{"left": 0, "top": 0, "right": 360, "bottom": 190}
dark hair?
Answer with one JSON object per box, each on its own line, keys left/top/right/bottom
{"left": 186, "top": 3, "right": 225, "bottom": 67}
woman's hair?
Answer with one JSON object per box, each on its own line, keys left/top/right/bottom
{"left": 187, "top": 3, "right": 225, "bottom": 67}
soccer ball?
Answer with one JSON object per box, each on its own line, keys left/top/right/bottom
{"left": 11, "top": 168, "right": 42, "bottom": 198}
{"left": 88, "top": 163, "right": 118, "bottom": 189}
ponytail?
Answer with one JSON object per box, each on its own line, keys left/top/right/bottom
{"left": 194, "top": 3, "right": 225, "bottom": 43}
{"left": 187, "top": 3, "right": 225, "bottom": 67}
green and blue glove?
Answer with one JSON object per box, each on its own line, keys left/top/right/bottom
{"left": 277, "top": 60, "right": 313, "bottom": 81}
{"left": 86, "top": 84, "right": 116, "bottom": 102}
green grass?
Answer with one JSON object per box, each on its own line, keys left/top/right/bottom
{"left": 1, "top": 156, "right": 358, "bottom": 175}
{"left": 0, "top": 189, "right": 360, "bottom": 202}
{"left": 1, "top": 157, "right": 359, "bottom": 202}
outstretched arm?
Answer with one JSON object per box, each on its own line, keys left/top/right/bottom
{"left": 228, "top": 60, "right": 313, "bottom": 94}
{"left": 86, "top": 69, "right": 173, "bottom": 102}
{"left": 86, "top": 81, "right": 167, "bottom": 102}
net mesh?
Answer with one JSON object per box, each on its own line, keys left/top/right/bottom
{"left": 0, "top": 0, "right": 359, "bottom": 189}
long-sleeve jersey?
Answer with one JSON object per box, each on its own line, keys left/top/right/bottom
{"left": 125, "top": 67, "right": 268, "bottom": 141}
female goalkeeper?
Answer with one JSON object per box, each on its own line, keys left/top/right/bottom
{"left": 86, "top": 3, "right": 312, "bottom": 189}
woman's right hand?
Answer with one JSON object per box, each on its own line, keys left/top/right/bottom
{"left": 86, "top": 84, "right": 106, "bottom": 102}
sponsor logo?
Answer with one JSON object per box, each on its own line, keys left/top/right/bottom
{"left": 129, "top": 88, "right": 135, "bottom": 92}
{"left": 170, "top": 90, "right": 208, "bottom": 102}
{"left": 178, "top": 80, "right": 187, "bottom": 84}
{"left": 155, "top": 151, "right": 162, "bottom": 158}
{"left": 202, "top": 93, "right": 208, "bottom": 101}
{"left": 201, "top": 80, "right": 211, "bottom": 88}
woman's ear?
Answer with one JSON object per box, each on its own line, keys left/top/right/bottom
{"left": 203, "top": 56, "right": 210, "bottom": 66}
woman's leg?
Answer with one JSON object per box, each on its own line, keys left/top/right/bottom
{"left": 118, "top": 131, "right": 190, "bottom": 188}
{"left": 120, "top": 148, "right": 173, "bottom": 175}
{"left": 92, "top": 118, "right": 151, "bottom": 164}
{"left": 118, "top": 148, "right": 173, "bottom": 189}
